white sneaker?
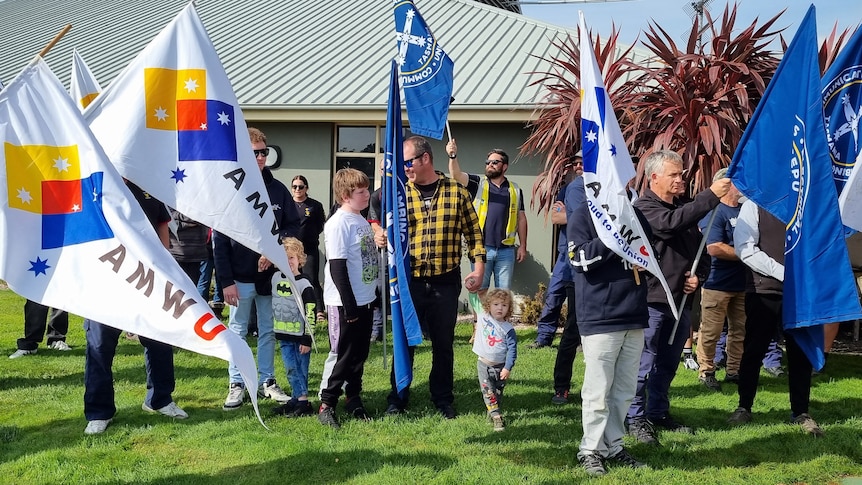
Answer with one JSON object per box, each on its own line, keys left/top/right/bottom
{"left": 259, "top": 379, "right": 291, "bottom": 403}
{"left": 49, "top": 340, "right": 71, "bottom": 351}
{"left": 9, "top": 349, "right": 37, "bottom": 359}
{"left": 142, "top": 401, "right": 188, "bottom": 419}
{"left": 223, "top": 383, "right": 246, "bottom": 410}
{"left": 683, "top": 355, "right": 699, "bottom": 371}
{"left": 84, "top": 419, "right": 112, "bottom": 435}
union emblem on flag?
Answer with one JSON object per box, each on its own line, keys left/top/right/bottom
{"left": 4, "top": 142, "right": 113, "bottom": 250}
{"left": 143, "top": 68, "right": 236, "bottom": 161}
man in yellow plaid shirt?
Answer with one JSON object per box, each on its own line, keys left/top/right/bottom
{"left": 385, "top": 136, "right": 486, "bottom": 420}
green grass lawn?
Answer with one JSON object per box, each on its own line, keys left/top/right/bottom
{"left": 1, "top": 288, "right": 861, "bottom": 484}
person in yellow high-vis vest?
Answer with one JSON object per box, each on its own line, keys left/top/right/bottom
{"left": 446, "top": 139, "right": 527, "bottom": 296}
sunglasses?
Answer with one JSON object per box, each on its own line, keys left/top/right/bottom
{"left": 292, "top": 184, "right": 306, "bottom": 190}
{"left": 253, "top": 148, "right": 270, "bottom": 157}
{"left": 403, "top": 153, "right": 424, "bottom": 168}
{"left": 485, "top": 159, "right": 504, "bottom": 166}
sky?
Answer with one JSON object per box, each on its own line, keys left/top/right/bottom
{"left": 520, "top": 0, "right": 862, "bottom": 49}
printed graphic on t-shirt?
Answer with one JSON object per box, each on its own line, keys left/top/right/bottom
{"left": 481, "top": 317, "right": 504, "bottom": 347}
{"left": 359, "top": 225, "right": 379, "bottom": 284}
{"left": 273, "top": 278, "right": 303, "bottom": 335}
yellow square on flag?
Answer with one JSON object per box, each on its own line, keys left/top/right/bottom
{"left": 144, "top": 68, "right": 206, "bottom": 130}
{"left": 4, "top": 143, "right": 81, "bottom": 213}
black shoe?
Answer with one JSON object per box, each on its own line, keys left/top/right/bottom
{"left": 346, "top": 397, "right": 372, "bottom": 422}
{"left": 527, "top": 341, "right": 550, "bottom": 349}
{"left": 699, "top": 373, "right": 722, "bottom": 391}
{"left": 551, "top": 389, "right": 569, "bottom": 405}
{"left": 385, "top": 403, "right": 404, "bottom": 416}
{"left": 650, "top": 414, "right": 694, "bottom": 434}
{"left": 606, "top": 448, "right": 649, "bottom": 469}
{"left": 271, "top": 399, "right": 298, "bottom": 415}
{"left": 724, "top": 373, "right": 739, "bottom": 383}
{"left": 437, "top": 404, "right": 457, "bottom": 420}
{"left": 627, "top": 418, "right": 660, "bottom": 446}
{"left": 578, "top": 452, "right": 607, "bottom": 477}
{"left": 715, "top": 357, "right": 727, "bottom": 370}
{"left": 289, "top": 401, "right": 314, "bottom": 417}
{"left": 318, "top": 405, "right": 340, "bottom": 429}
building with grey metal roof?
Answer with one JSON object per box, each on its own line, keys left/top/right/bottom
{"left": 0, "top": 0, "right": 652, "bottom": 297}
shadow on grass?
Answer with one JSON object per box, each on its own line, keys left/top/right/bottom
{"left": 136, "top": 450, "right": 455, "bottom": 484}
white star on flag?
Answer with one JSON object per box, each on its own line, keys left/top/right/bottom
{"left": 16, "top": 188, "right": 32, "bottom": 204}
{"left": 217, "top": 111, "right": 230, "bottom": 125}
{"left": 154, "top": 107, "right": 168, "bottom": 121}
{"left": 53, "top": 156, "right": 71, "bottom": 172}
{"left": 578, "top": 11, "right": 678, "bottom": 319}
{"left": 184, "top": 78, "right": 199, "bottom": 92}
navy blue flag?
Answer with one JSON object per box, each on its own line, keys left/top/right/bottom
{"left": 727, "top": 5, "right": 862, "bottom": 370}
{"left": 822, "top": 25, "right": 862, "bottom": 230}
{"left": 384, "top": 60, "right": 423, "bottom": 392}
{"left": 393, "top": 0, "right": 454, "bottom": 140}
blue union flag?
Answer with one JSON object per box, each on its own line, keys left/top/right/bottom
{"left": 393, "top": 0, "right": 454, "bottom": 140}
{"left": 728, "top": 5, "right": 862, "bottom": 370}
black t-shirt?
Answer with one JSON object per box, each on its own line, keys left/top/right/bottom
{"left": 126, "top": 181, "right": 170, "bottom": 231}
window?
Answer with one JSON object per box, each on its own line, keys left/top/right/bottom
{"left": 335, "top": 126, "right": 382, "bottom": 193}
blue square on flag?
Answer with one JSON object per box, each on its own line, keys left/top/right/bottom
{"left": 177, "top": 100, "right": 237, "bottom": 161}
{"left": 42, "top": 172, "right": 114, "bottom": 249}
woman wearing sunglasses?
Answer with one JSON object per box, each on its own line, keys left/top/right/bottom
{"left": 291, "top": 175, "right": 327, "bottom": 322}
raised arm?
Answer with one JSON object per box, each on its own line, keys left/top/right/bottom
{"left": 446, "top": 138, "right": 469, "bottom": 187}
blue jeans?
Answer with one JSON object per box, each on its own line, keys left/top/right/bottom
{"left": 83, "top": 319, "right": 175, "bottom": 420}
{"left": 227, "top": 282, "right": 275, "bottom": 386}
{"left": 197, "top": 257, "right": 223, "bottom": 303}
{"left": 628, "top": 304, "right": 690, "bottom": 421}
{"left": 279, "top": 340, "right": 310, "bottom": 398}
{"left": 480, "top": 245, "right": 516, "bottom": 290}
{"left": 535, "top": 253, "right": 574, "bottom": 345}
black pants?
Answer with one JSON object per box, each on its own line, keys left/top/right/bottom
{"left": 388, "top": 278, "right": 460, "bottom": 408}
{"left": 19, "top": 299, "right": 69, "bottom": 350}
{"left": 302, "top": 248, "right": 325, "bottom": 312}
{"left": 737, "top": 292, "right": 812, "bottom": 416}
{"left": 553, "top": 284, "right": 581, "bottom": 392}
{"left": 320, "top": 305, "right": 373, "bottom": 407}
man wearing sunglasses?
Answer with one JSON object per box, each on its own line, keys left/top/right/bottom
{"left": 446, "top": 139, "right": 527, "bottom": 297}
{"left": 214, "top": 127, "right": 300, "bottom": 411}
{"left": 385, "top": 136, "right": 485, "bottom": 420}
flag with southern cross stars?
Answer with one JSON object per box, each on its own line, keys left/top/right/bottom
{"left": 0, "top": 56, "right": 262, "bottom": 420}
{"left": 393, "top": 0, "right": 454, "bottom": 140}
{"left": 83, "top": 3, "right": 292, "bottom": 277}
{"left": 577, "top": 11, "right": 677, "bottom": 318}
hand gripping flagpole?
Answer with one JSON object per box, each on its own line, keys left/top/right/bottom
{"left": 667, "top": 207, "right": 718, "bottom": 344}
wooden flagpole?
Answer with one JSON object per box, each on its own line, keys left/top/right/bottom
{"left": 38, "top": 24, "right": 72, "bottom": 58}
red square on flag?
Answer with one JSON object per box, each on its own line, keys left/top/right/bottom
{"left": 42, "top": 179, "right": 83, "bottom": 215}
{"left": 177, "top": 99, "right": 208, "bottom": 131}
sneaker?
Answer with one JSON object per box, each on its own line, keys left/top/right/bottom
{"left": 792, "top": 413, "right": 824, "bottom": 437}
{"left": 290, "top": 401, "right": 314, "bottom": 417}
{"left": 764, "top": 366, "right": 785, "bottom": 377}
{"left": 650, "top": 414, "right": 694, "bottom": 434}
{"left": 345, "top": 396, "right": 372, "bottom": 421}
{"left": 142, "top": 401, "right": 188, "bottom": 419}
{"left": 369, "top": 332, "right": 382, "bottom": 343}
{"left": 84, "top": 419, "right": 112, "bottom": 435}
{"left": 437, "top": 404, "right": 457, "bottom": 420}
{"left": 48, "top": 340, "right": 71, "bottom": 351}
{"left": 318, "top": 405, "right": 340, "bottom": 429}
{"left": 607, "top": 448, "right": 649, "bottom": 469}
{"left": 551, "top": 389, "right": 569, "bottom": 405}
{"left": 699, "top": 374, "right": 722, "bottom": 391}
{"left": 223, "top": 383, "right": 245, "bottom": 410}
{"left": 727, "top": 407, "right": 752, "bottom": 426}
{"left": 8, "top": 349, "right": 36, "bottom": 359}
{"left": 578, "top": 452, "right": 607, "bottom": 477}
{"left": 724, "top": 373, "right": 740, "bottom": 383}
{"left": 385, "top": 403, "right": 405, "bottom": 416}
{"left": 272, "top": 399, "right": 298, "bottom": 415}
{"left": 259, "top": 379, "right": 291, "bottom": 403}
{"left": 491, "top": 414, "right": 505, "bottom": 432}
{"left": 527, "top": 341, "right": 550, "bottom": 349}
{"left": 627, "top": 417, "right": 660, "bottom": 446}
{"left": 715, "top": 357, "right": 727, "bottom": 370}
{"left": 683, "top": 354, "right": 699, "bottom": 371}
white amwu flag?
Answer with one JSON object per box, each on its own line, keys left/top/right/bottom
{"left": 578, "top": 12, "right": 678, "bottom": 319}
{"left": 84, "top": 3, "right": 292, "bottom": 276}
{"left": 0, "top": 58, "right": 261, "bottom": 416}
{"left": 69, "top": 49, "right": 102, "bottom": 112}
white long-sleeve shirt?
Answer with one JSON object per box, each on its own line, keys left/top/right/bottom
{"left": 733, "top": 200, "right": 784, "bottom": 282}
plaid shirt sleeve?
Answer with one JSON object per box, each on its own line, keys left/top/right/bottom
{"left": 407, "top": 172, "right": 486, "bottom": 278}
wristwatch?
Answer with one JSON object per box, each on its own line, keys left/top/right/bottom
{"left": 448, "top": 154, "right": 457, "bottom": 159}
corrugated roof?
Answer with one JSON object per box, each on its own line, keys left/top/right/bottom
{"left": 0, "top": 0, "right": 646, "bottom": 120}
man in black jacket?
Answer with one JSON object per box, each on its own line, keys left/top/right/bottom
{"left": 626, "top": 150, "right": 729, "bottom": 445}
{"left": 215, "top": 127, "right": 300, "bottom": 410}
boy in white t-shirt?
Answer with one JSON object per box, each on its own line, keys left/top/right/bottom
{"left": 471, "top": 289, "right": 518, "bottom": 431}
{"left": 318, "top": 168, "right": 380, "bottom": 429}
